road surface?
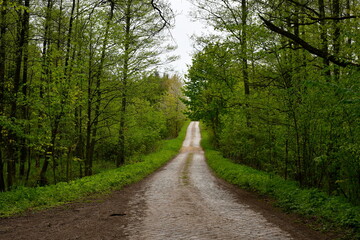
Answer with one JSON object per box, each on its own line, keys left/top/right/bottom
{"left": 0, "top": 122, "right": 328, "bottom": 240}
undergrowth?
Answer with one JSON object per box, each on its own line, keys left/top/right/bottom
{"left": 0, "top": 121, "right": 189, "bottom": 217}
{"left": 200, "top": 124, "right": 360, "bottom": 240}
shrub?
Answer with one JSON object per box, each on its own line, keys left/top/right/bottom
{"left": 0, "top": 121, "right": 189, "bottom": 217}
{"left": 201, "top": 124, "right": 360, "bottom": 239}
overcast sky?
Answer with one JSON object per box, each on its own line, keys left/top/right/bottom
{"left": 166, "top": 0, "right": 207, "bottom": 76}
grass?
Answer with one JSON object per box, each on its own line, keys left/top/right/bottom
{"left": 0, "top": 121, "right": 189, "bottom": 217}
{"left": 200, "top": 124, "right": 360, "bottom": 239}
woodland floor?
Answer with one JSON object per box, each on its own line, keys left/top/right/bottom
{"left": 0, "top": 122, "right": 337, "bottom": 239}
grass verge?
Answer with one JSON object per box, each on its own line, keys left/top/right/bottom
{"left": 0, "top": 121, "right": 189, "bottom": 217}
{"left": 200, "top": 125, "right": 360, "bottom": 239}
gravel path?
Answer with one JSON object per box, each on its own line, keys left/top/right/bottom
{"left": 0, "top": 122, "right": 329, "bottom": 240}
{"left": 124, "top": 121, "right": 292, "bottom": 239}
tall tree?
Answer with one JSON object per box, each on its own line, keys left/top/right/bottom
{"left": 0, "top": 0, "right": 178, "bottom": 190}
{"left": 0, "top": 0, "right": 7, "bottom": 191}
{"left": 85, "top": 0, "right": 115, "bottom": 176}
{"left": 17, "top": 0, "right": 31, "bottom": 179}
{"left": 116, "top": 0, "right": 173, "bottom": 166}
{"left": 186, "top": 0, "right": 360, "bottom": 204}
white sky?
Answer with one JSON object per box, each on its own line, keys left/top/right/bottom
{"left": 167, "top": 0, "right": 208, "bottom": 76}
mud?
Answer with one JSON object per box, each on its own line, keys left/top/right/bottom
{"left": 0, "top": 122, "right": 331, "bottom": 240}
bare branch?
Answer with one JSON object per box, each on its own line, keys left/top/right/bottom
{"left": 151, "top": 0, "right": 169, "bottom": 33}
{"left": 286, "top": 0, "right": 320, "bottom": 16}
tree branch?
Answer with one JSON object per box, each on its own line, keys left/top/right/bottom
{"left": 286, "top": 0, "right": 320, "bottom": 16}
{"left": 259, "top": 15, "right": 360, "bottom": 69}
{"left": 310, "top": 16, "right": 357, "bottom": 21}
{"left": 151, "top": 0, "right": 169, "bottom": 33}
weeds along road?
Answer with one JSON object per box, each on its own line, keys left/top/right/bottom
{"left": 0, "top": 121, "right": 327, "bottom": 240}
{"left": 124, "top": 121, "right": 292, "bottom": 239}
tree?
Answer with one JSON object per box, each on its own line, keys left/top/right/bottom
{"left": 184, "top": 43, "right": 238, "bottom": 141}
{"left": 0, "top": 0, "right": 7, "bottom": 191}
{"left": 115, "top": 0, "right": 174, "bottom": 167}
{"left": 0, "top": 0, "right": 179, "bottom": 189}
{"left": 193, "top": 0, "right": 252, "bottom": 124}
{"left": 186, "top": 0, "right": 360, "bottom": 204}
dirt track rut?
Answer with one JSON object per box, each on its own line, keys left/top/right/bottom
{"left": 0, "top": 121, "right": 329, "bottom": 240}
{"left": 123, "top": 121, "right": 292, "bottom": 239}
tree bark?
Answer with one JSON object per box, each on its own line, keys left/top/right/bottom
{"left": 64, "top": 0, "right": 76, "bottom": 77}
{"left": 332, "top": 0, "right": 341, "bottom": 81}
{"left": 318, "top": 0, "right": 331, "bottom": 78}
{"left": 18, "top": 0, "right": 30, "bottom": 177}
{"left": 38, "top": 0, "right": 53, "bottom": 183}
{"left": 241, "top": 0, "right": 251, "bottom": 128}
{"left": 85, "top": 0, "right": 115, "bottom": 175}
{"left": 85, "top": 31, "right": 94, "bottom": 176}
{"left": 6, "top": 0, "right": 28, "bottom": 188}
{"left": 241, "top": 0, "right": 249, "bottom": 96}
{"left": 0, "top": 0, "right": 7, "bottom": 191}
{"left": 117, "top": 0, "right": 131, "bottom": 167}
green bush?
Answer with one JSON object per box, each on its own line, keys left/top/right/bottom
{"left": 0, "top": 121, "right": 189, "bottom": 217}
{"left": 201, "top": 124, "right": 360, "bottom": 238}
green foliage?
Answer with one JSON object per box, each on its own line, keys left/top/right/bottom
{"left": 93, "top": 73, "right": 186, "bottom": 165}
{"left": 187, "top": 0, "right": 360, "bottom": 206}
{"left": 0, "top": 0, "right": 177, "bottom": 190}
{"left": 125, "top": 98, "right": 166, "bottom": 156}
{"left": 0, "top": 121, "right": 189, "bottom": 217}
{"left": 201, "top": 125, "right": 360, "bottom": 238}
{"left": 183, "top": 43, "right": 238, "bottom": 142}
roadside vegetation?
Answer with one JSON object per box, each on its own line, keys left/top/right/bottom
{"left": 186, "top": 2, "right": 360, "bottom": 238}
{"left": 201, "top": 125, "right": 360, "bottom": 239}
{"left": 0, "top": 121, "right": 188, "bottom": 217}
{"left": 184, "top": 0, "right": 360, "bottom": 207}
{"left": 0, "top": 0, "right": 181, "bottom": 191}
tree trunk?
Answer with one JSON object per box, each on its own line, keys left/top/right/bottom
{"left": 117, "top": 0, "right": 131, "bottom": 167}
{"left": 241, "top": 0, "right": 249, "bottom": 96}
{"left": 38, "top": 0, "right": 53, "bottom": 182}
{"left": 39, "top": 153, "right": 50, "bottom": 186}
{"left": 85, "top": 45, "right": 94, "bottom": 176}
{"left": 241, "top": 0, "right": 250, "bottom": 128}
{"left": 40, "top": 0, "right": 52, "bottom": 98}
{"left": 332, "top": 0, "right": 340, "bottom": 81}
{"left": 0, "top": 152, "right": 4, "bottom": 191}
{"left": 7, "top": 0, "right": 29, "bottom": 188}
{"left": 318, "top": 0, "right": 331, "bottom": 78}
{"left": 85, "top": 0, "right": 114, "bottom": 175}
{"left": 345, "top": 0, "right": 352, "bottom": 49}
{"left": 64, "top": 0, "right": 76, "bottom": 77}
{"left": 18, "top": 0, "right": 30, "bottom": 177}
{"left": 0, "top": 0, "right": 7, "bottom": 191}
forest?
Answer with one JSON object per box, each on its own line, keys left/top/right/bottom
{"left": 184, "top": 0, "right": 360, "bottom": 205}
{"left": 0, "top": 0, "right": 185, "bottom": 191}
{"left": 1, "top": 0, "right": 360, "bottom": 211}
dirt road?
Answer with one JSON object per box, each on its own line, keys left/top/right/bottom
{"left": 0, "top": 122, "right": 328, "bottom": 239}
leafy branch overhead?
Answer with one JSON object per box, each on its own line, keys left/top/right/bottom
{"left": 259, "top": 15, "right": 360, "bottom": 69}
